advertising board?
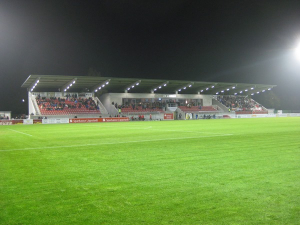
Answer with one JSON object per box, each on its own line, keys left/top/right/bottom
{"left": 164, "top": 113, "right": 174, "bottom": 120}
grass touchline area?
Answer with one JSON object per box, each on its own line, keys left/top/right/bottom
{"left": 1, "top": 117, "right": 300, "bottom": 224}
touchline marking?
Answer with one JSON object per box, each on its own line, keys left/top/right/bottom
{"left": 0, "top": 133, "right": 232, "bottom": 152}
{"left": 7, "top": 129, "right": 33, "bottom": 137}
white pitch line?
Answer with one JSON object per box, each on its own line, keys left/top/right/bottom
{"left": 0, "top": 133, "right": 232, "bottom": 152}
{"left": 7, "top": 129, "right": 33, "bottom": 137}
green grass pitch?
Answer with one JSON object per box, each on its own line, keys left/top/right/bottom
{"left": 1, "top": 117, "right": 300, "bottom": 224}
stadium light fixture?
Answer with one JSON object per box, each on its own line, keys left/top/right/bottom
{"left": 176, "top": 82, "right": 193, "bottom": 93}
{"left": 62, "top": 78, "right": 77, "bottom": 92}
{"left": 30, "top": 77, "right": 40, "bottom": 92}
{"left": 125, "top": 80, "right": 141, "bottom": 93}
{"left": 152, "top": 81, "right": 168, "bottom": 93}
{"left": 234, "top": 93, "right": 237, "bottom": 95}
{"left": 93, "top": 79, "right": 111, "bottom": 93}
{"left": 216, "top": 92, "right": 219, "bottom": 94}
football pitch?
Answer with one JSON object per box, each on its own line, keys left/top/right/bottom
{"left": 1, "top": 117, "right": 300, "bottom": 224}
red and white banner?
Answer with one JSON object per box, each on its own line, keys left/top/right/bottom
{"left": 69, "top": 118, "right": 102, "bottom": 123}
{"left": 164, "top": 113, "right": 174, "bottom": 120}
{"left": 102, "top": 117, "right": 129, "bottom": 122}
{"left": 69, "top": 117, "right": 130, "bottom": 123}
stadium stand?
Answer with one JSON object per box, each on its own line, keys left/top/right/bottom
{"left": 216, "top": 95, "right": 268, "bottom": 114}
{"left": 36, "top": 96, "right": 100, "bottom": 115}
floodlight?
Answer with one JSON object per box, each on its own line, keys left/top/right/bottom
{"left": 262, "top": 90, "right": 265, "bottom": 92}
{"left": 132, "top": 85, "right": 135, "bottom": 88}
{"left": 216, "top": 92, "right": 219, "bottom": 94}
{"left": 206, "top": 88, "right": 209, "bottom": 90}
{"left": 240, "top": 91, "right": 243, "bottom": 93}
{"left": 232, "top": 86, "right": 236, "bottom": 89}
{"left": 211, "top": 85, "right": 214, "bottom": 88}
{"left": 95, "top": 90, "right": 97, "bottom": 92}
{"left": 251, "top": 87, "right": 254, "bottom": 90}
{"left": 70, "top": 84, "right": 72, "bottom": 86}
{"left": 251, "top": 93, "right": 254, "bottom": 95}
{"left": 189, "top": 84, "right": 192, "bottom": 87}
{"left": 98, "top": 87, "right": 101, "bottom": 90}
{"left": 234, "top": 93, "right": 237, "bottom": 95}
{"left": 159, "top": 86, "right": 161, "bottom": 89}
{"left": 268, "top": 88, "right": 271, "bottom": 90}
{"left": 178, "top": 89, "right": 182, "bottom": 92}
{"left": 183, "top": 87, "right": 186, "bottom": 89}
{"left": 226, "top": 88, "right": 229, "bottom": 91}
{"left": 102, "top": 85, "right": 105, "bottom": 87}
{"left": 221, "top": 90, "right": 224, "bottom": 93}
{"left": 154, "top": 88, "right": 157, "bottom": 91}
{"left": 106, "top": 81, "right": 109, "bottom": 85}
{"left": 73, "top": 81, "right": 75, "bottom": 84}
{"left": 200, "top": 90, "right": 203, "bottom": 92}
{"left": 64, "top": 89, "right": 67, "bottom": 92}
{"left": 257, "top": 91, "right": 260, "bottom": 94}
{"left": 164, "top": 84, "right": 167, "bottom": 86}
{"left": 127, "top": 88, "right": 130, "bottom": 90}
{"left": 245, "top": 89, "right": 248, "bottom": 92}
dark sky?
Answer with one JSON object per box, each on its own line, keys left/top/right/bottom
{"left": 1, "top": 0, "right": 300, "bottom": 113}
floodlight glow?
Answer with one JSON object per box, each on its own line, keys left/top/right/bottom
{"left": 95, "top": 90, "right": 97, "bottom": 92}
{"left": 178, "top": 89, "right": 182, "bottom": 92}
{"left": 31, "top": 89, "right": 33, "bottom": 91}
{"left": 221, "top": 90, "right": 224, "bottom": 93}
{"left": 251, "top": 93, "right": 254, "bottom": 95}
{"left": 206, "top": 88, "right": 209, "bottom": 90}
{"left": 106, "top": 81, "right": 109, "bottom": 85}
{"left": 37, "top": 80, "right": 39, "bottom": 83}
{"left": 200, "top": 90, "right": 203, "bottom": 92}
{"left": 136, "top": 83, "right": 139, "bottom": 85}
{"left": 70, "top": 84, "right": 72, "bottom": 87}
{"left": 216, "top": 92, "right": 219, "bottom": 94}
{"left": 132, "top": 85, "right": 134, "bottom": 88}
{"left": 240, "top": 91, "right": 243, "bottom": 93}
{"left": 295, "top": 42, "right": 300, "bottom": 61}
{"left": 232, "top": 86, "right": 236, "bottom": 89}
{"left": 102, "top": 85, "right": 105, "bottom": 87}
{"left": 257, "top": 91, "right": 260, "bottom": 94}
{"left": 189, "top": 84, "right": 192, "bottom": 87}
{"left": 159, "top": 86, "right": 162, "bottom": 89}
{"left": 73, "top": 81, "right": 75, "bottom": 84}
{"left": 67, "top": 87, "right": 69, "bottom": 89}
{"left": 154, "top": 88, "right": 157, "bottom": 91}
{"left": 262, "top": 90, "right": 265, "bottom": 92}
{"left": 268, "top": 88, "right": 271, "bottom": 90}
{"left": 98, "top": 87, "right": 101, "bottom": 90}
{"left": 245, "top": 89, "right": 248, "bottom": 92}
{"left": 183, "top": 87, "right": 186, "bottom": 89}
{"left": 164, "top": 84, "right": 167, "bottom": 86}
{"left": 251, "top": 87, "right": 254, "bottom": 90}
{"left": 211, "top": 85, "right": 214, "bottom": 88}
{"left": 127, "top": 88, "right": 130, "bottom": 90}
{"left": 234, "top": 93, "right": 237, "bottom": 95}
{"left": 64, "top": 89, "right": 66, "bottom": 92}
{"left": 226, "top": 88, "right": 229, "bottom": 91}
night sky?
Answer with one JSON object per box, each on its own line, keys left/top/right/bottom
{"left": 1, "top": 0, "right": 300, "bottom": 114}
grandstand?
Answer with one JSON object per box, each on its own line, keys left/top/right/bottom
{"left": 21, "top": 75, "right": 276, "bottom": 119}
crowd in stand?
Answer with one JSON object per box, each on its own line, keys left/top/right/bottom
{"left": 113, "top": 101, "right": 164, "bottom": 111}
{"left": 36, "top": 95, "right": 99, "bottom": 111}
{"left": 217, "top": 95, "right": 263, "bottom": 111}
